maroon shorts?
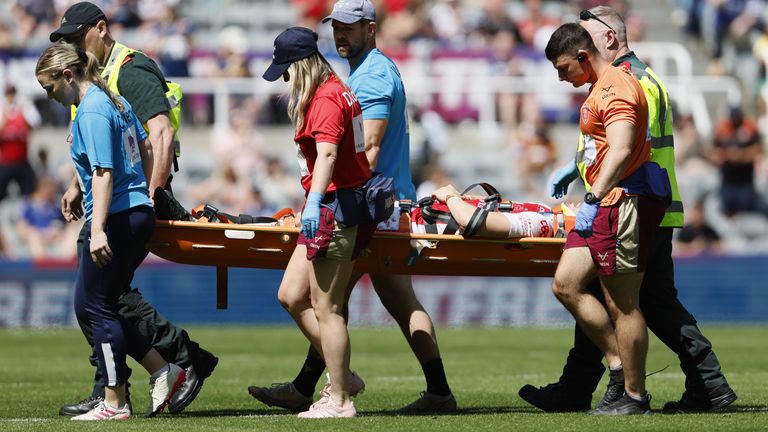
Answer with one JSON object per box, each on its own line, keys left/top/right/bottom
{"left": 565, "top": 195, "right": 666, "bottom": 276}
{"left": 297, "top": 206, "right": 376, "bottom": 261}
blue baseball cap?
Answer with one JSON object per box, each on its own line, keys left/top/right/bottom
{"left": 262, "top": 27, "right": 319, "bottom": 82}
{"left": 322, "top": 0, "right": 376, "bottom": 24}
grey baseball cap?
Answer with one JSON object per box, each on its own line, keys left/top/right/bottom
{"left": 322, "top": 0, "right": 376, "bottom": 24}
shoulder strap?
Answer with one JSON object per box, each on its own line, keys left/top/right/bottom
{"left": 102, "top": 42, "right": 139, "bottom": 93}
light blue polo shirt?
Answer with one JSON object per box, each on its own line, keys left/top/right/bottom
{"left": 349, "top": 48, "right": 417, "bottom": 201}
{"left": 70, "top": 85, "right": 151, "bottom": 221}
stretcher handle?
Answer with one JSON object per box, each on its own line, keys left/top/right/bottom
{"left": 216, "top": 266, "right": 228, "bottom": 309}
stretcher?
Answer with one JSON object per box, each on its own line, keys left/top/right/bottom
{"left": 147, "top": 216, "right": 566, "bottom": 309}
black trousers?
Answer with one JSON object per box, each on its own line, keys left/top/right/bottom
{"left": 75, "top": 207, "right": 156, "bottom": 387}
{"left": 76, "top": 219, "right": 201, "bottom": 397}
{"left": 562, "top": 227, "right": 728, "bottom": 395}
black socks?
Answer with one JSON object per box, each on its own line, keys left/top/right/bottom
{"left": 291, "top": 345, "right": 326, "bottom": 397}
{"left": 423, "top": 358, "right": 451, "bottom": 396}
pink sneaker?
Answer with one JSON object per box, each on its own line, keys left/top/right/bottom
{"left": 297, "top": 396, "right": 356, "bottom": 418}
{"left": 318, "top": 371, "right": 365, "bottom": 403}
{"left": 71, "top": 401, "right": 130, "bottom": 421}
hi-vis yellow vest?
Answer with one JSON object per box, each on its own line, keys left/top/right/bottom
{"left": 575, "top": 53, "right": 683, "bottom": 228}
{"left": 71, "top": 42, "right": 182, "bottom": 160}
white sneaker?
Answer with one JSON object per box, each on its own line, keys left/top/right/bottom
{"left": 71, "top": 400, "right": 130, "bottom": 421}
{"left": 146, "top": 363, "right": 186, "bottom": 417}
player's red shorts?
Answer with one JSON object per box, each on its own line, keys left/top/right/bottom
{"left": 565, "top": 194, "right": 665, "bottom": 276}
{"left": 298, "top": 206, "right": 375, "bottom": 261}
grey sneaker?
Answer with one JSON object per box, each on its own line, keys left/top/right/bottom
{"left": 395, "top": 391, "right": 457, "bottom": 414}
{"left": 248, "top": 382, "right": 312, "bottom": 413}
{"left": 596, "top": 368, "right": 625, "bottom": 409}
{"left": 589, "top": 393, "right": 651, "bottom": 416}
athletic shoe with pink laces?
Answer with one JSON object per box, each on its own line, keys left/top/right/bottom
{"left": 71, "top": 401, "right": 130, "bottom": 421}
{"left": 318, "top": 371, "right": 365, "bottom": 401}
{"left": 146, "top": 363, "right": 187, "bottom": 417}
{"left": 297, "top": 396, "right": 356, "bottom": 418}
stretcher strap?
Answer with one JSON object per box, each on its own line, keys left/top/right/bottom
{"left": 553, "top": 210, "right": 565, "bottom": 238}
{"left": 464, "top": 207, "right": 489, "bottom": 236}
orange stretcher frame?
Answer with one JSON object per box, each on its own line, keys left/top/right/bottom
{"left": 148, "top": 220, "right": 565, "bottom": 309}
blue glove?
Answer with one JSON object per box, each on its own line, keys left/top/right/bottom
{"left": 550, "top": 160, "right": 580, "bottom": 199}
{"left": 301, "top": 192, "right": 323, "bottom": 239}
{"left": 574, "top": 201, "right": 600, "bottom": 238}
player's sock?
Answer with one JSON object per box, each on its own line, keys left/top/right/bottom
{"left": 422, "top": 358, "right": 451, "bottom": 396}
{"left": 291, "top": 345, "right": 326, "bottom": 398}
{"left": 150, "top": 364, "right": 170, "bottom": 380}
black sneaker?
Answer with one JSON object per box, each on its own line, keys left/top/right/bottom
{"left": 168, "top": 352, "right": 219, "bottom": 414}
{"left": 595, "top": 368, "right": 625, "bottom": 409}
{"left": 518, "top": 382, "right": 592, "bottom": 412}
{"left": 589, "top": 392, "right": 651, "bottom": 415}
{"left": 662, "top": 383, "right": 737, "bottom": 413}
{"left": 59, "top": 395, "right": 103, "bottom": 417}
{"left": 59, "top": 394, "right": 132, "bottom": 417}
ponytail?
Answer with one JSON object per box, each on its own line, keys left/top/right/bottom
{"left": 36, "top": 42, "right": 124, "bottom": 112}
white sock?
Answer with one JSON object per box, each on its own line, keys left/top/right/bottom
{"left": 150, "top": 364, "right": 170, "bottom": 380}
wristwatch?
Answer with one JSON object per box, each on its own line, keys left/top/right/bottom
{"left": 584, "top": 192, "right": 601, "bottom": 204}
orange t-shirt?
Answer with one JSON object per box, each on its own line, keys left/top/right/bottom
{"left": 580, "top": 65, "right": 650, "bottom": 204}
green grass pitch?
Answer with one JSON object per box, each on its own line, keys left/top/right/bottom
{"left": 1, "top": 325, "right": 766, "bottom": 431}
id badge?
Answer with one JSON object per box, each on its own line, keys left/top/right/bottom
{"left": 352, "top": 114, "right": 365, "bottom": 153}
{"left": 123, "top": 125, "right": 141, "bottom": 166}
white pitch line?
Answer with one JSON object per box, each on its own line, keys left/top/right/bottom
{"left": 1, "top": 418, "right": 54, "bottom": 422}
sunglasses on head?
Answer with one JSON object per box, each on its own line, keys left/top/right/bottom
{"left": 579, "top": 10, "right": 614, "bottom": 32}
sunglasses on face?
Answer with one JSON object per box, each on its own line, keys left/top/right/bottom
{"left": 579, "top": 10, "right": 614, "bottom": 33}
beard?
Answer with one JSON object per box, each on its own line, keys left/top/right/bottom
{"left": 337, "top": 43, "right": 363, "bottom": 59}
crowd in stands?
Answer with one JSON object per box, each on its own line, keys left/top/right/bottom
{"left": 0, "top": 0, "right": 767, "bottom": 260}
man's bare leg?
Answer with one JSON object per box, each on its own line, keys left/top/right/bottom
{"left": 552, "top": 247, "right": 621, "bottom": 368}
{"left": 600, "top": 272, "right": 647, "bottom": 397}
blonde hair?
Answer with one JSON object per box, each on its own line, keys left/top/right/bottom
{"left": 286, "top": 53, "right": 339, "bottom": 132}
{"left": 36, "top": 42, "right": 124, "bottom": 112}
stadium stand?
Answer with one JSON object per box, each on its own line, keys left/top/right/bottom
{"left": 0, "top": 0, "right": 765, "bottom": 260}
